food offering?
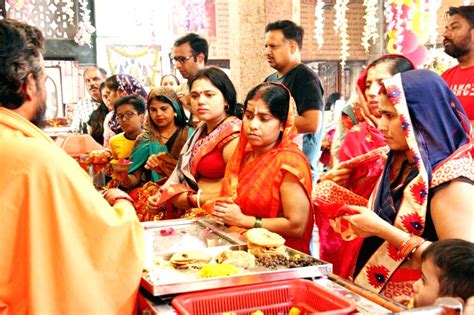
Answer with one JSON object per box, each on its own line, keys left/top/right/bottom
{"left": 216, "top": 250, "right": 256, "bottom": 269}
{"left": 88, "top": 149, "right": 112, "bottom": 165}
{"left": 198, "top": 264, "right": 240, "bottom": 278}
{"left": 141, "top": 221, "right": 332, "bottom": 296}
{"left": 109, "top": 158, "right": 132, "bottom": 172}
{"left": 170, "top": 250, "right": 212, "bottom": 270}
{"left": 245, "top": 228, "right": 320, "bottom": 270}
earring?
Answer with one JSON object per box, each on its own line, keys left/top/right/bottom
{"left": 174, "top": 113, "right": 178, "bottom": 117}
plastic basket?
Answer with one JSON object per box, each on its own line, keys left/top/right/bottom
{"left": 172, "top": 279, "right": 356, "bottom": 315}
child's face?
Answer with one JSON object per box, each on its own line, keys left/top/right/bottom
{"left": 413, "top": 258, "right": 441, "bottom": 307}
{"left": 115, "top": 104, "right": 144, "bottom": 135}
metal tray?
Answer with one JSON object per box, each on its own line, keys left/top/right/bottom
{"left": 141, "top": 243, "right": 333, "bottom": 296}
{"left": 142, "top": 219, "right": 245, "bottom": 263}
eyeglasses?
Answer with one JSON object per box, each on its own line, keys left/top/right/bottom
{"left": 116, "top": 111, "right": 138, "bottom": 121}
{"left": 171, "top": 55, "right": 194, "bottom": 65}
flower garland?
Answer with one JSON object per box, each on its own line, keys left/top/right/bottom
{"left": 361, "top": 0, "right": 379, "bottom": 52}
{"left": 74, "top": 0, "right": 95, "bottom": 47}
{"left": 184, "top": 0, "right": 207, "bottom": 33}
{"left": 313, "top": 0, "right": 325, "bottom": 49}
{"left": 334, "top": 0, "right": 350, "bottom": 67}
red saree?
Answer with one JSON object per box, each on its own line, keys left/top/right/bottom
{"left": 220, "top": 92, "right": 314, "bottom": 254}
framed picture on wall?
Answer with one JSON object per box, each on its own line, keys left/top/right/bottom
{"left": 45, "top": 65, "right": 64, "bottom": 119}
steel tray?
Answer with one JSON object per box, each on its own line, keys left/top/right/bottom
{"left": 141, "top": 219, "right": 245, "bottom": 263}
{"left": 141, "top": 242, "right": 333, "bottom": 296}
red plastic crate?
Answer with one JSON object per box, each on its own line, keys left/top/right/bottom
{"left": 172, "top": 279, "right": 356, "bottom": 315}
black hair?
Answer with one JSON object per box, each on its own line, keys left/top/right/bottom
{"left": 104, "top": 75, "right": 120, "bottom": 92}
{"left": 98, "top": 67, "right": 107, "bottom": 77}
{"left": 188, "top": 67, "right": 242, "bottom": 118}
{"left": 174, "top": 33, "right": 209, "bottom": 63}
{"left": 369, "top": 55, "right": 415, "bottom": 75}
{"left": 148, "top": 95, "right": 187, "bottom": 128}
{"left": 421, "top": 239, "right": 474, "bottom": 302}
{"left": 87, "top": 81, "right": 109, "bottom": 144}
{"left": 446, "top": 5, "right": 474, "bottom": 28}
{"left": 160, "top": 74, "right": 180, "bottom": 86}
{"left": 265, "top": 20, "right": 304, "bottom": 50}
{"left": 244, "top": 83, "right": 290, "bottom": 124}
{"left": 0, "top": 19, "right": 45, "bottom": 110}
{"left": 325, "top": 92, "right": 341, "bottom": 111}
{"left": 114, "top": 95, "right": 146, "bottom": 114}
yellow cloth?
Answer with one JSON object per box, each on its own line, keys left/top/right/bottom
{"left": 0, "top": 108, "right": 144, "bottom": 315}
{"left": 109, "top": 133, "right": 137, "bottom": 160}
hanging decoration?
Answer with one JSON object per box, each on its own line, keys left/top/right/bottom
{"left": 63, "top": 0, "right": 75, "bottom": 24}
{"left": 74, "top": 0, "right": 96, "bottom": 47}
{"left": 361, "top": 0, "right": 379, "bottom": 52}
{"left": 314, "top": 0, "right": 325, "bottom": 49}
{"left": 384, "top": 0, "right": 441, "bottom": 68}
{"left": 425, "top": 48, "right": 458, "bottom": 75}
{"left": 184, "top": 0, "right": 207, "bottom": 33}
{"left": 6, "top": 0, "right": 34, "bottom": 24}
{"left": 106, "top": 45, "right": 161, "bottom": 88}
{"left": 334, "top": 0, "right": 350, "bottom": 67}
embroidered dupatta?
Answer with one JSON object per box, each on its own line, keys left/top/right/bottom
{"left": 157, "top": 117, "right": 241, "bottom": 205}
{"left": 354, "top": 69, "right": 474, "bottom": 293}
{"left": 220, "top": 90, "right": 314, "bottom": 254}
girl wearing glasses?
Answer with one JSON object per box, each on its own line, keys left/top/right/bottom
{"left": 146, "top": 67, "right": 242, "bottom": 219}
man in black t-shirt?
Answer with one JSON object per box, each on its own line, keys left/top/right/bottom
{"left": 264, "top": 20, "right": 324, "bottom": 182}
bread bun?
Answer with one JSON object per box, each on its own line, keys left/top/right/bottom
{"left": 245, "top": 228, "right": 285, "bottom": 247}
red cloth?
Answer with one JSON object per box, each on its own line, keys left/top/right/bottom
{"left": 442, "top": 64, "right": 474, "bottom": 121}
{"left": 339, "top": 123, "right": 387, "bottom": 199}
{"left": 196, "top": 146, "right": 226, "bottom": 179}
{"left": 313, "top": 180, "right": 367, "bottom": 277}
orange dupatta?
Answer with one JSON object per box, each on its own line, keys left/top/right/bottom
{"left": 220, "top": 86, "right": 314, "bottom": 254}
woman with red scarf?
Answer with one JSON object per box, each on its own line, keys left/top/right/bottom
{"left": 315, "top": 55, "right": 414, "bottom": 276}
{"left": 211, "top": 83, "right": 314, "bottom": 254}
{"left": 343, "top": 69, "right": 474, "bottom": 300}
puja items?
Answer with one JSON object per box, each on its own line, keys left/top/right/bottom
{"left": 109, "top": 158, "right": 132, "bottom": 184}
{"left": 141, "top": 220, "right": 332, "bottom": 296}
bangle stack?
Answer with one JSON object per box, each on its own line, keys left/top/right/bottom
{"left": 397, "top": 234, "right": 426, "bottom": 259}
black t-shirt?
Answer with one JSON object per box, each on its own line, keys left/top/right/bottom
{"left": 265, "top": 63, "right": 324, "bottom": 114}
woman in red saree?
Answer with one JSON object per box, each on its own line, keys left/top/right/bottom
{"left": 211, "top": 83, "right": 314, "bottom": 254}
{"left": 146, "top": 67, "right": 241, "bottom": 219}
{"left": 314, "top": 55, "right": 414, "bottom": 276}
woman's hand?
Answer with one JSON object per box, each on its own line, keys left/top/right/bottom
{"left": 103, "top": 188, "right": 132, "bottom": 206}
{"left": 212, "top": 200, "right": 249, "bottom": 227}
{"left": 145, "top": 153, "right": 177, "bottom": 177}
{"left": 320, "top": 166, "right": 352, "bottom": 186}
{"left": 147, "top": 191, "right": 162, "bottom": 213}
{"left": 342, "top": 205, "right": 389, "bottom": 238}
